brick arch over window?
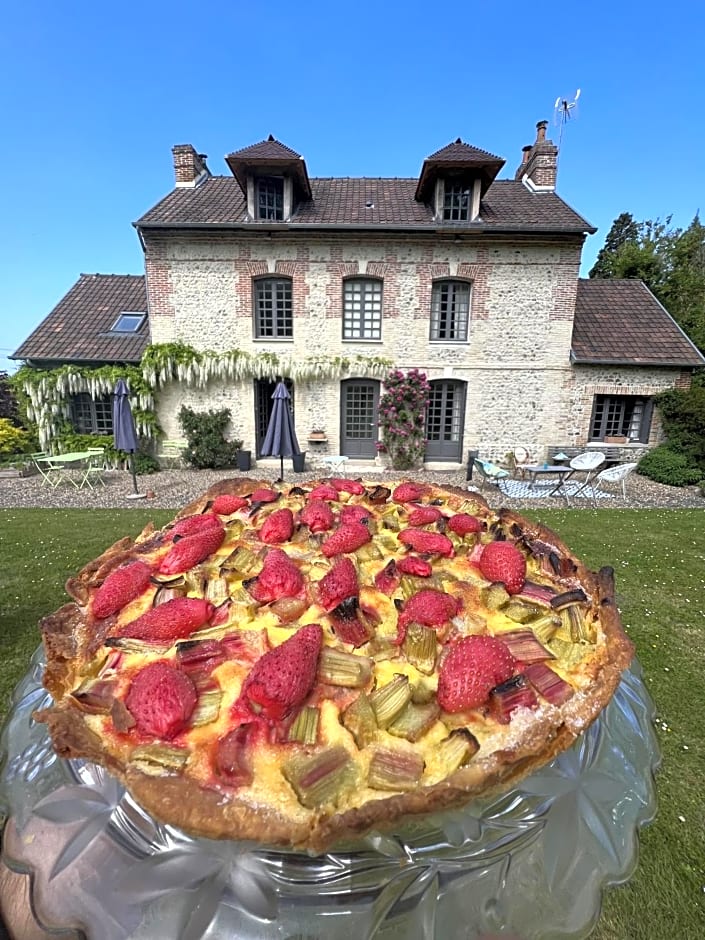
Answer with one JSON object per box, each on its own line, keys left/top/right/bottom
{"left": 429, "top": 279, "right": 472, "bottom": 342}
{"left": 342, "top": 276, "right": 383, "bottom": 341}
{"left": 253, "top": 276, "right": 293, "bottom": 339}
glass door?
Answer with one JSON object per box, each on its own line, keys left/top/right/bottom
{"left": 424, "top": 380, "right": 466, "bottom": 461}
{"left": 340, "top": 379, "right": 379, "bottom": 458}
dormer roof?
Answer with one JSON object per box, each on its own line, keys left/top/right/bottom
{"left": 415, "top": 139, "right": 505, "bottom": 203}
{"left": 225, "top": 135, "right": 312, "bottom": 200}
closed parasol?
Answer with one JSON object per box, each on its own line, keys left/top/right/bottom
{"left": 259, "top": 381, "right": 301, "bottom": 481}
{"left": 113, "top": 378, "right": 144, "bottom": 498}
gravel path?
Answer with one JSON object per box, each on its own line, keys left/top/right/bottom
{"left": 0, "top": 465, "right": 702, "bottom": 511}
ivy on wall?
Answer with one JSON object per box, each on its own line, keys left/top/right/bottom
{"left": 13, "top": 345, "right": 394, "bottom": 450}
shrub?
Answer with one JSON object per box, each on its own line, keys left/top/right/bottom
{"left": 0, "top": 418, "right": 32, "bottom": 455}
{"left": 178, "top": 406, "right": 242, "bottom": 469}
{"left": 637, "top": 445, "right": 702, "bottom": 487}
{"left": 133, "top": 452, "right": 161, "bottom": 475}
{"left": 378, "top": 369, "right": 431, "bottom": 470}
{"left": 655, "top": 385, "right": 705, "bottom": 469}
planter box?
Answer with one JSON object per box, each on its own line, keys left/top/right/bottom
{"left": 0, "top": 466, "right": 37, "bottom": 479}
{"left": 604, "top": 436, "right": 627, "bottom": 444}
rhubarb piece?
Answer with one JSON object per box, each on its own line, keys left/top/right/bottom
{"left": 321, "top": 523, "right": 372, "bottom": 557}
{"left": 220, "top": 546, "right": 262, "bottom": 580}
{"left": 167, "top": 513, "right": 221, "bottom": 541}
{"left": 398, "top": 528, "right": 454, "bottom": 557}
{"left": 504, "top": 600, "right": 542, "bottom": 623}
{"left": 402, "top": 623, "right": 438, "bottom": 675}
{"left": 287, "top": 706, "right": 320, "bottom": 744}
{"left": 240, "top": 623, "right": 323, "bottom": 720}
{"left": 129, "top": 744, "right": 189, "bottom": 776}
{"left": 300, "top": 499, "right": 335, "bottom": 533}
{"left": 176, "top": 638, "right": 226, "bottom": 678}
{"left": 397, "top": 589, "right": 460, "bottom": 643}
{"left": 204, "top": 576, "right": 229, "bottom": 607}
{"left": 516, "top": 581, "right": 557, "bottom": 606}
{"left": 71, "top": 678, "right": 117, "bottom": 714}
{"left": 366, "top": 484, "right": 391, "bottom": 503}
{"left": 392, "top": 482, "right": 428, "bottom": 504}
{"left": 92, "top": 560, "right": 153, "bottom": 620}
{"left": 125, "top": 661, "right": 198, "bottom": 739}
{"left": 488, "top": 675, "right": 539, "bottom": 724}
{"left": 437, "top": 635, "right": 516, "bottom": 713}
{"left": 499, "top": 630, "right": 555, "bottom": 664}
{"left": 380, "top": 507, "right": 401, "bottom": 531}
{"left": 190, "top": 689, "right": 223, "bottom": 725}
{"left": 406, "top": 505, "right": 443, "bottom": 526}
{"left": 152, "top": 584, "right": 187, "bottom": 607}
{"left": 115, "top": 597, "right": 214, "bottom": 643}
{"left": 478, "top": 542, "right": 526, "bottom": 595}
{"left": 355, "top": 541, "right": 383, "bottom": 562}
{"left": 482, "top": 582, "right": 510, "bottom": 610}
{"left": 104, "top": 636, "right": 172, "bottom": 655}
{"left": 329, "top": 597, "right": 374, "bottom": 648}
{"left": 550, "top": 588, "right": 588, "bottom": 610}
{"left": 561, "top": 605, "right": 596, "bottom": 643}
{"left": 211, "top": 494, "right": 249, "bottom": 515}
{"left": 446, "top": 513, "right": 482, "bottom": 537}
{"left": 388, "top": 700, "right": 440, "bottom": 742}
{"left": 318, "top": 557, "right": 359, "bottom": 611}
{"left": 397, "top": 556, "right": 433, "bottom": 578}
{"left": 214, "top": 723, "right": 256, "bottom": 786}
{"left": 244, "top": 548, "right": 303, "bottom": 603}
{"left": 282, "top": 746, "right": 355, "bottom": 808}
{"left": 270, "top": 596, "right": 308, "bottom": 624}
{"left": 434, "top": 729, "right": 480, "bottom": 776}
{"left": 158, "top": 524, "right": 226, "bottom": 575}
{"left": 523, "top": 662, "right": 574, "bottom": 705}
{"left": 529, "top": 613, "right": 562, "bottom": 644}
{"left": 260, "top": 508, "right": 295, "bottom": 544}
{"left": 368, "top": 748, "right": 424, "bottom": 790}
{"left": 342, "top": 693, "right": 378, "bottom": 748}
{"left": 318, "top": 647, "right": 373, "bottom": 687}
{"left": 374, "top": 559, "right": 401, "bottom": 595}
{"left": 369, "top": 674, "right": 413, "bottom": 728}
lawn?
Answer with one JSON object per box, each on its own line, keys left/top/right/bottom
{"left": 1, "top": 508, "right": 703, "bottom": 938}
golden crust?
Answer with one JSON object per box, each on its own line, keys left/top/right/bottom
{"left": 36, "top": 476, "right": 634, "bottom": 852}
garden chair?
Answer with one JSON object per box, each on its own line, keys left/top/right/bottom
{"left": 31, "top": 452, "right": 62, "bottom": 488}
{"left": 568, "top": 451, "right": 606, "bottom": 498}
{"left": 473, "top": 458, "right": 510, "bottom": 492}
{"left": 511, "top": 446, "right": 532, "bottom": 479}
{"left": 160, "top": 439, "right": 188, "bottom": 468}
{"left": 79, "top": 449, "right": 107, "bottom": 489}
{"left": 592, "top": 462, "right": 638, "bottom": 502}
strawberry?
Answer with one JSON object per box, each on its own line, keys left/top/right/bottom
{"left": 397, "top": 589, "right": 460, "bottom": 641}
{"left": 446, "top": 513, "right": 482, "bottom": 536}
{"left": 92, "top": 560, "right": 153, "bottom": 619}
{"left": 392, "top": 482, "right": 428, "bottom": 504}
{"left": 300, "top": 498, "right": 335, "bottom": 533}
{"left": 398, "top": 528, "right": 454, "bottom": 557}
{"left": 308, "top": 483, "right": 339, "bottom": 501}
{"left": 406, "top": 505, "right": 442, "bottom": 526}
{"left": 116, "top": 597, "right": 214, "bottom": 641}
{"left": 321, "top": 522, "right": 371, "bottom": 557}
{"left": 158, "top": 524, "right": 225, "bottom": 574}
{"left": 166, "top": 513, "right": 221, "bottom": 541}
{"left": 259, "top": 507, "right": 295, "bottom": 544}
{"left": 241, "top": 624, "right": 323, "bottom": 720}
{"left": 478, "top": 542, "right": 527, "bottom": 595}
{"left": 250, "top": 488, "right": 279, "bottom": 504}
{"left": 211, "top": 494, "right": 249, "bottom": 515}
{"left": 318, "top": 557, "right": 359, "bottom": 611}
{"left": 125, "top": 661, "right": 198, "bottom": 738}
{"left": 397, "top": 556, "right": 432, "bottom": 578}
{"left": 244, "top": 548, "right": 303, "bottom": 603}
{"left": 437, "top": 635, "right": 516, "bottom": 713}
{"left": 339, "top": 504, "right": 371, "bottom": 526}
{"left": 374, "top": 559, "right": 401, "bottom": 595}
{"left": 330, "top": 478, "right": 365, "bottom": 495}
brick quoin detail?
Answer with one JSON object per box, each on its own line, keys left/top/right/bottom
{"left": 470, "top": 267, "right": 490, "bottom": 321}
{"left": 324, "top": 262, "right": 360, "bottom": 318}
{"left": 144, "top": 244, "right": 175, "bottom": 320}
{"left": 675, "top": 371, "right": 692, "bottom": 389}
{"left": 232, "top": 261, "right": 269, "bottom": 320}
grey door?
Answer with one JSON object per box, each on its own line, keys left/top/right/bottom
{"left": 425, "top": 380, "right": 466, "bottom": 461}
{"left": 340, "top": 379, "right": 379, "bottom": 458}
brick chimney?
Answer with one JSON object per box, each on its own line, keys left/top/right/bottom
{"left": 514, "top": 121, "right": 558, "bottom": 190}
{"left": 172, "top": 144, "right": 210, "bottom": 187}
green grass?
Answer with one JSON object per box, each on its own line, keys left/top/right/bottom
{"left": 1, "top": 508, "right": 704, "bottom": 938}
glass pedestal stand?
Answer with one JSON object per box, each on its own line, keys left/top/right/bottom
{"left": 1, "top": 648, "right": 660, "bottom": 940}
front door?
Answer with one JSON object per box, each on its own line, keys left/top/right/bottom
{"left": 340, "top": 379, "right": 379, "bottom": 458}
{"left": 425, "top": 380, "right": 466, "bottom": 461}
{"left": 255, "top": 378, "right": 294, "bottom": 458}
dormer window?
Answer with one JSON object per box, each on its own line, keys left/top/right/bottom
{"left": 443, "top": 183, "right": 471, "bottom": 221}
{"left": 257, "top": 177, "right": 284, "bottom": 220}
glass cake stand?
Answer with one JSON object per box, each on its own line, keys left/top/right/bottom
{"left": 0, "top": 647, "right": 660, "bottom": 940}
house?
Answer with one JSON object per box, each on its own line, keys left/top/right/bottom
{"left": 13, "top": 122, "right": 704, "bottom": 462}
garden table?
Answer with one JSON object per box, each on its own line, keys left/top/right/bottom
{"left": 524, "top": 464, "right": 574, "bottom": 500}
{"left": 34, "top": 452, "right": 94, "bottom": 489}
{"left": 0, "top": 648, "right": 659, "bottom": 940}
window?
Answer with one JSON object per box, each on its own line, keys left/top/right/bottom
{"left": 443, "top": 182, "right": 471, "bottom": 221}
{"left": 430, "top": 280, "right": 470, "bottom": 341}
{"left": 590, "top": 395, "right": 653, "bottom": 443}
{"left": 257, "top": 177, "right": 284, "bottom": 220}
{"left": 254, "top": 277, "right": 293, "bottom": 338}
{"left": 70, "top": 394, "right": 113, "bottom": 435}
{"left": 110, "top": 312, "right": 146, "bottom": 333}
{"left": 343, "top": 278, "right": 382, "bottom": 340}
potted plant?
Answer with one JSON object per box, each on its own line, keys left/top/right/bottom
{"left": 308, "top": 428, "right": 327, "bottom": 442}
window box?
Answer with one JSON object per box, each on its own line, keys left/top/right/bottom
{"left": 308, "top": 431, "right": 327, "bottom": 442}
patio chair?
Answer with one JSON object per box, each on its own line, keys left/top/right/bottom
{"left": 473, "top": 458, "right": 510, "bottom": 492}
{"left": 511, "top": 446, "right": 532, "bottom": 479}
{"left": 30, "top": 452, "right": 61, "bottom": 488}
{"left": 568, "top": 451, "right": 606, "bottom": 498}
{"left": 160, "top": 439, "right": 188, "bottom": 468}
{"left": 592, "top": 462, "right": 638, "bottom": 502}
{"left": 79, "top": 449, "right": 107, "bottom": 489}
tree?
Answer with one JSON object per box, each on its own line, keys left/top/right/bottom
{"left": 588, "top": 212, "right": 639, "bottom": 279}
{"left": 0, "top": 371, "right": 21, "bottom": 427}
{"left": 589, "top": 214, "right": 674, "bottom": 296}
{"left": 660, "top": 215, "right": 705, "bottom": 353}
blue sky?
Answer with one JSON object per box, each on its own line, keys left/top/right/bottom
{"left": 1, "top": 0, "right": 703, "bottom": 374}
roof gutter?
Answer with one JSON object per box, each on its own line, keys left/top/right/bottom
{"left": 571, "top": 354, "right": 705, "bottom": 367}
{"left": 133, "top": 220, "right": 595, "bottom": 237}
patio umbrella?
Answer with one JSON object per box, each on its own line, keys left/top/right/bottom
{"left": 113, "top": 378, "right": 144, "bottom": 498}
{"left": 259, "top": 381, "right": 301, "bottom": 482}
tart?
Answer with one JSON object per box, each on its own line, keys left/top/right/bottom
{"left": 37, "top": 477, "right": 633, "bottom": 851}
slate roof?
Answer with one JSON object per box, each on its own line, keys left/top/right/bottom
{"left": 136, "top": 177, "right": 594, "bottom": 233}
{"left": 425, "top": 140, "right": 504, "bottom": 164}
{"left": 226, "top": 137, "right": 303, "bottom": 161}
{"left": 572, "top": 279, "right": 705, "bottom": 367}
{"left": 12, "top": 274, "right": 148, "bottom": 365}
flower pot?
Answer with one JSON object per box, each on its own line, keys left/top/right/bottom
{"left": 236, "top": 450, "right": 251, "bottom": 472}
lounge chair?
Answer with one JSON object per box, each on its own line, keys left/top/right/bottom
{"left": 568, "top": 451, "right": 606, "bottom": 498}
{"left": 592, "top": 462, "right": 638, "bottom": 502}
{"left": 473, "top": 458, "right": 510, "bottom": 492}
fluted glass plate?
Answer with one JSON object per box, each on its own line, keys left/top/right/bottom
{"left": 1, "top": 646, "right": 660, "bottom": 940}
